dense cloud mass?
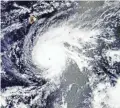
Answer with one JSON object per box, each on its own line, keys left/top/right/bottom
{"left": 1, "top": 1, "right": 120, "bottom": 108}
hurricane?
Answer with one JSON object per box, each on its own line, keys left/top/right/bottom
{"left": 1, "top": 1, "right": 120, "bottom": 108}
